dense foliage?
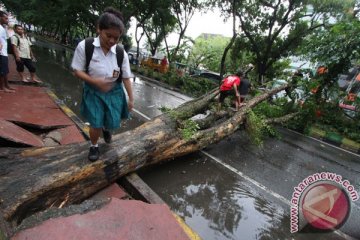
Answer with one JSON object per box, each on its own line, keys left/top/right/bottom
{"left": 301, "top": 19, "right": 360, "bottom": 78}
{"left": 3, "top": 0, "right": 360, "bottom": 143}
{"left": 187, "top": 34, "right": 231, "bottom": 72}
{"left": 133, "top": 66, "right": 217, "bottom": 97}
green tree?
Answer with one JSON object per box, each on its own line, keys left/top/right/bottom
{"left": 3, "top": 0, "right": 101, "bottom": 42}
{"left": 131, "top": 0, "right": 162, "bottom": 60}
{"left": 3, "top": 0, "right": 138, "bottom": 45}
{"left": 141, "top": 0, "right": 175, "bottom": 56}
{"left": 188, "top": 34, "right": 231, "bottom": 72}
{"left": 302, "top": 19, "right": 360, "bottom": 78}
{"left": 207, "top": 0, "right": 244, "bottom": 78}
{"left": 211, "top": 0, "right": 352, "bottom": 84}
{"left": 165, "top": 0, "right": 202, "bottom": 62}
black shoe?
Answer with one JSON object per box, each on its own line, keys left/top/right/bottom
{"left": 103, "top": 128, "right": 112, "bottom": 143}
{"left": 88, "top": 146, "right": 99, "bottom": 162}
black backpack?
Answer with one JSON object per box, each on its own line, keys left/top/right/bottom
{"left": 7, "top": 35, "right": 20, "bottom": 55}
{"left": 84, "top": 37, "right": 124, "bottom": 82}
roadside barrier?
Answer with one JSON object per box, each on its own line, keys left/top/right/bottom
{"left": 307, "top": 126, "right": 360, "bottom": 154}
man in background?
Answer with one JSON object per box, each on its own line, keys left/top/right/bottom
{"left": 218, "top": 64, "right": 254, "bottom": 111}
{"left": 239, "top": 64, "right": 254, "bottom": 103}
{"left": 11, "top": 24, "right": 40, "bottom": 83}
{"left": 218, "top": 69, "right": 243, "bottom": 111}
{"left": 0, "top": 11, "right": 15, "bottom": 92}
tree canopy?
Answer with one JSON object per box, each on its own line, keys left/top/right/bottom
{"left": 3, "top": 0, "right": 360, "bottom": 82}
{"left": 211, "top": 0, "right": 357, "bottom": 83}
{"left": 301, "top": 17, "right": 360, "bottom": 78}
{"left": 187, "top": 34, "right": 231, "bottom": 72}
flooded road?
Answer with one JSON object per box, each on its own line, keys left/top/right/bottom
{"left": 140, "top": 152, "right": 291, "bottom": 240}
{"left": 140, "top": 129, "right": 360, "bottom": 240}
{"left": 32, "top": 40, "right": 360, "bottom": 240}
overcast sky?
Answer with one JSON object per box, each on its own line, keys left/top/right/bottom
{"left": 186, "top": 9, "right": 233, "bottom": 38}
{"left": 128, "top": 9, "right": 233, "bottom": 48}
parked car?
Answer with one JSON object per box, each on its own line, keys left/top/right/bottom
{"left": 260, "top": 79, "right": 306, "bottom": 103}
{"left": 171, "top": 62, "right": 188, "bottom": 76}
{"left": 191, "top": 70, "right": 222, "bottom": 83}
{"left": 128, "top": 52, "right": 139, "bottom": 65}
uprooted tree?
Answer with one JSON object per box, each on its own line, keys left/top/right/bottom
{"left": 0, "top": 83, "right": 297, "bottom": 233}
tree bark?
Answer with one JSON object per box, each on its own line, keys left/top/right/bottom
{"left": 0, "top": 84, "right": 290, "bottom": 227}
{"left": 220, "top": 0, "right": 237, "bottom": 80}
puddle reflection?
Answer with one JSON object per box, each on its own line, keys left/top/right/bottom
{"left": 139, "top": 153, "right": 292, "bottom": 240}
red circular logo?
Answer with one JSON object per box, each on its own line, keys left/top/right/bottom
{"left": 301, "top": 183, "right": 350, "bottom": 230}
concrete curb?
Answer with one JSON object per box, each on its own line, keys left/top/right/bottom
{"left": 134, "top": 72, "right": 182, "bottom": 93}
{"left": 45, "top": 89, "right": 90, "bottom": 137}
{"left": 306, "top": 126, "right": 360, "bottom": 154}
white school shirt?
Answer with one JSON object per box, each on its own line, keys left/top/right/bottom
{"left": 71, "top": 37, "right": 133, "bottom": 81}
{"left": 0, "top": 25, "right": 8, "bottom": 56}
{"left": 11, "top": 34, "right": 32, "bottom": 59}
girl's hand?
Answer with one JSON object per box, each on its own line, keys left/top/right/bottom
{"left": 93, "top": 77, "right": 115, "bottom": 92}
{"left": 127, "top": 100, "right": 134, "bottom": 111}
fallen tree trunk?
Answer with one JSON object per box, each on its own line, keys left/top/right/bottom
{"left": 0, "top": 84, "right": 291, "bottom": 228}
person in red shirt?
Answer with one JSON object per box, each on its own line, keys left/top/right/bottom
{"left": 161, "top": 56, "right": 168, "bottom": 66}
{"left": 218, "top": 69, "right": 244, "bottom": 111}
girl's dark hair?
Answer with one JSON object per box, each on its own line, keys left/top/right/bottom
{"left": 98, "top": 7, "right": 125, "bottom": 33}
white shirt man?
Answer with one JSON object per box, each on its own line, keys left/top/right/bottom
{"left": 11, "top": 24, "right": 39, "bottom": 83}
{"left": 0, "top": 11, "right": 14, "bottom": 92}
{"left": 0, "top": 24, "right": 8, "bottom": 57}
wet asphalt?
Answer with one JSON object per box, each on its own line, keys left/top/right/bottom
{"left": 33, "top": 43, "right": 360, "bottom": 240}
{"left": 132, "top": 79, "right": 360, "bottom": 240}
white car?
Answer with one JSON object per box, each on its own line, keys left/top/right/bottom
{"left": 267, "top": 79, "right": 305, "bottom": 103}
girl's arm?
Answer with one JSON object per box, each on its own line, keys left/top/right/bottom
{"left": 73, "top": 69, "right": 114, "bottom": 92}
{"left": 122, "top": 78, "right": 134, "bottom": 111}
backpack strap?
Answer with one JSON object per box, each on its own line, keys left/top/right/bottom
{"left": 85, "top": 37, "right": 124, "bottom": 82}
{"left": 84, "top": 37, "right": 95, "bottom": 73}
{"left": 115, "top": 45, "right": 124, "bottom": 82}
{"left": 12, "top": 35, "right": 20, "bottom": 46}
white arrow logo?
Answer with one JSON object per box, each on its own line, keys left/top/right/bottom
{"left": 303, "top": 188, "right": 338, "bottom": 225}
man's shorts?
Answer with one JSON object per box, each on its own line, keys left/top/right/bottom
{"left": 219, "top": 90, "right": 234, "bottom": 103}
{"left": 0, "top": 56, "right": 9, "bottom": 76}
{"left": 239, "top": 78, "right": 250, "bottom": 95}
{"left": 81, "top": 83, "right": 129, "bottom": 130}
{"left": 16, "top": 58, "right": 36, "bottom": 73}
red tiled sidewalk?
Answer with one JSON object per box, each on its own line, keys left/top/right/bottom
{"left": 11, "top": 183, "right": 192, "bottom": 240}
{"left": 0, "top": 118, "right": 44, "bottom": 146}
{"left": 2, "top": 57, "right": 197, "bottom": 240}
{"left": 12, "top": 198, "right": 191, "bottom": 240}
{"left": 0, "top": 57, "right": 85, "bottom": 146}
{"left": 0, "top": 85, "right": 85, "bottom": 146}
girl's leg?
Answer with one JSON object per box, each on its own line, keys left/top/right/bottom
{"left": 89, "top": 127, "right": 102, "bottom": 145}
{"left": 88, "top": 127, "right": 102, "bottom": 162}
